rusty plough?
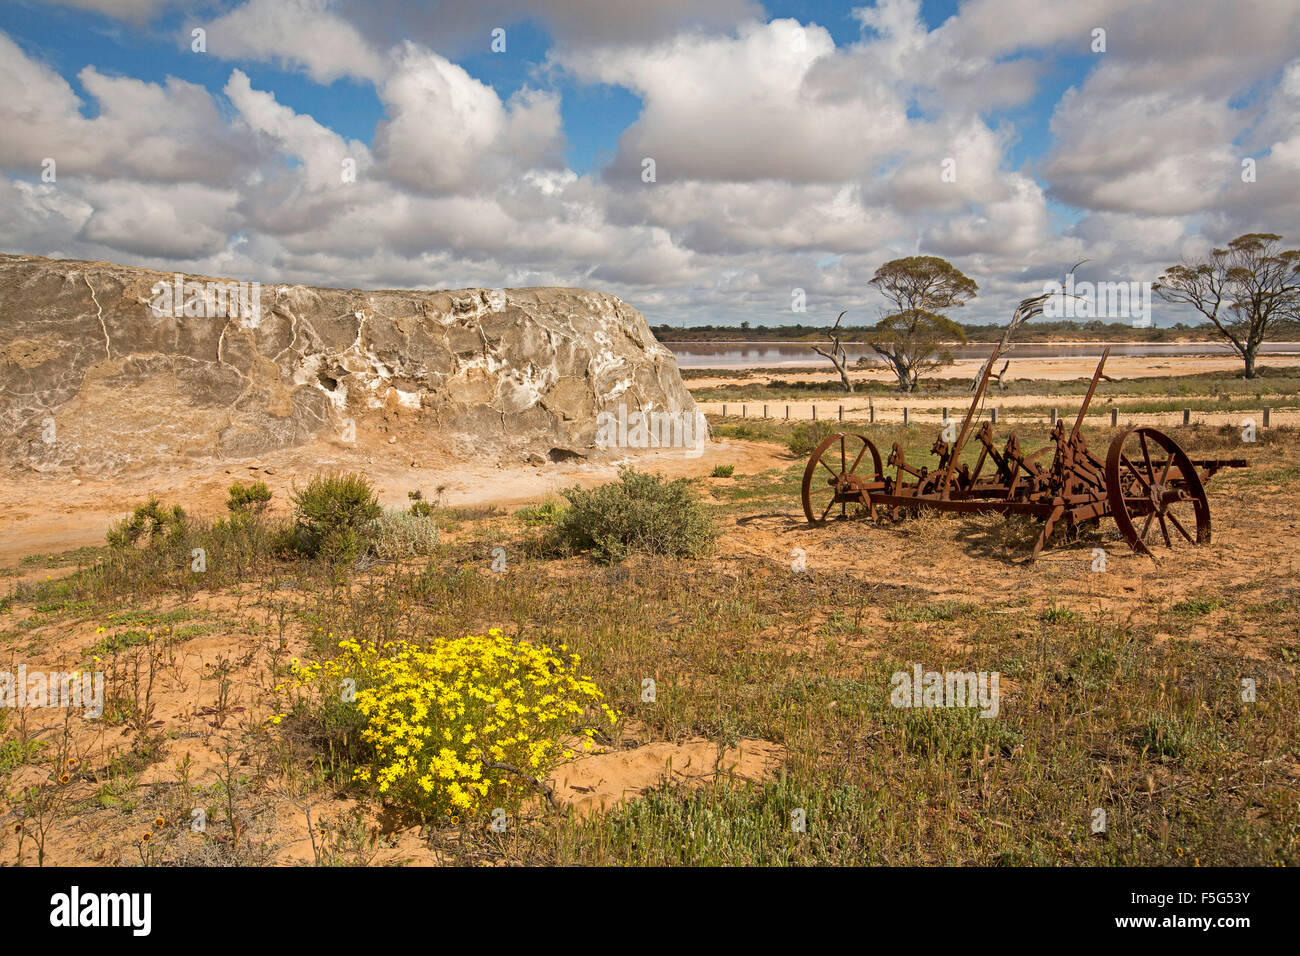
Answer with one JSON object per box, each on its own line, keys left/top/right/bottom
{"left": 802, "top": 317, "right": 1247, "bottom": 559}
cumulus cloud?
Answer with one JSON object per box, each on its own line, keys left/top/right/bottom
{"left": 2, "top": 0, "right": 1299, "bottom": 328}
{"left": 76, "top": 180, "right": 238, "bottom": 259}
{"left": 0, "top": 32, "right": 261, "bottom": 185}
{"left": 225, "top": 69, "right": 369, "bottom": 189}
{"left": 333, "top": 0, "right": 762, "bottom": 56}
{"left": 203, "top": 0, "right": 389, "bottom": 84}
{"left": 560, "top": 19, "right": 911, "bottom": 184}
{"left": 1039, "top": 0, "right": 1300, "bottom": 219}
{"left": 374, "top": 43, "right": 565, "bottom": 193}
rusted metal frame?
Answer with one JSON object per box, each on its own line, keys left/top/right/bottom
{"left": 1003, "top": 460, "right": 1024, "bottom": 499}
{"left": 939, "top": 339, "right": 1006, "bottom": 499}
{"left": 1012, "top": 445, "right": 1048, "bottom": 480}
{"left": 1117, "top": 488, "right": 1191, "bottom": 512}
{"left": 1061, "top": 490, "right": 1109, "bottom": 505}
{"left": 868, "top": 494, "right": 1059, "bottom": 517}
{"left": 954, "top": 484, "right": 1048, "bottom": 502}
{"left": 1188, "top": 458, "right": 1248, "bottom": 483}
{"left": 967, "top": 443, "right": 990, "bottom": 484}
{"left": 1069, "top": 347, "right": 1112, "bottom": 443}
{"left": 976, "top": 426, "right": 1013, "bottom": 483}
{"left": 1068, "top": 453, "right": 1107, "bottom": 489}
{"left": 889, "top": 445, "right": 925, "bottom": 482}
{"left": 930, "top": 437, "right": 954, "bottom": 475}
{"left": 1001, "top": 433, "right": 1031, "bottom": 499}
{"left": 1032, "top": 502, "right": 1067, "bottom": 558}
{"left": 1069, "top": 500, "right": 1110, "bottom": 523}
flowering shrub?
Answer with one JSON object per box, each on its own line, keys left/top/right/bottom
{"left": 277, "top": 630, "right": 617, "bottom": 817}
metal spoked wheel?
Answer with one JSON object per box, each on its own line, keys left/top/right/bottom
{"left": 801, "top": 432, "right": 882, "bottom": 525}
{"left": 1105, "top": 426, "right": 1210, "bottom": 556}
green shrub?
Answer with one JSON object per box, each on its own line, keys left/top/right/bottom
{"left": 1136, "top": 712, "right": 1196, "bottom": 762}
{"left": 514, "top": 500, "right": 565, "bottom": 526}
{"left": 370, "top": 509, "right": 439, "bottom": 560}
{"left": 289, "top": 473, "right": 382, "bottom": 563}
{"left": 226, "top": 480, "right": 272, "bottom": 514}
{"left": 106, "top": 498, "right": 188, "bottom": 549}
{"left": 407, "top": 489, "right": 435, "bottom": 518}
{"left": 1170, "top": 597, "right": 1220, "bottom": 617}
{"left": 787, "top": 420, "right": 837, "bottom": 457}
{"left": 710, "top": 464, "right": 735, "bottom": 478}
{"left": 553, "top": 467, "right": 717, "bottom": 563}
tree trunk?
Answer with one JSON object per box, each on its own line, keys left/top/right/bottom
{"left": 1244, "top": 346, "right": 1257, "bottom": 379}
{"left": 887, "top": 355, "right": 910, "bottom": 391}
{"left": 811, "top": 343, "right": 854, "bottom": 393}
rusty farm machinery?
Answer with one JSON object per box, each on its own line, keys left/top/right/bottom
{"left": 800, "top": 294, "right": 1247, "bottom": 560}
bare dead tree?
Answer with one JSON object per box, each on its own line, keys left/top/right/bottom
{"left": 986, "top": 359, "right": 1010, "bottom": 390}
{"left": 970, "top": 262, "right": 1086, "bottom": 391}
{"left": 811, "top": 310, "right": 854, "bottom": 393}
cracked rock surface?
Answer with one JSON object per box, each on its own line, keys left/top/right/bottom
{"left": 0, "top": 254, "right": 698, "bottom": 474}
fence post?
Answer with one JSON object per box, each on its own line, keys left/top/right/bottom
{"left": 942, "top": 406, "right": 948, "bottom": 422}
{"left": 1111, "top": 407, "right": 1118, "bottom": 427}
{"left": 838, "top": 405, "right": 843, "bottom": 421}
{"left": 991, "top": 407, "right": 998, "bottom": 426}
{"left": 1263, "top": 407, "right": 1270, "bottom": 428}
{"left": 763, "top": 404, "right": 769, "bottom": 419}
{"left": 742, "top": 404, "right": 747, "bottom": 419}
{"left": 869, "top": 400, "right": 874, "bottom": 424}
{"left": 1183, "top": 408, "right": 1190, "bottom": 426}
{"left": 903, "top": 407, "right": 909, "bottom": 426}
{"left": 812, "top": 405, "right": 817, "bottom": 421}
{"left": 1050, "top": 408, "right": 1056, "bottom": 425}
{"left": 785, "top": 405, "right": 790, "bottom": 420}
{"left": 722, "top": 404, "right": 727, "bottom": 417}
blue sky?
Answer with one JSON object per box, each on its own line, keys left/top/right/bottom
{"left": 1, "top": 0, "right": 1296, "bottom": 327}
{"left": 2, "top": 1, "right": 979, "bottom": 172}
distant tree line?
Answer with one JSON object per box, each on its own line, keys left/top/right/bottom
{"left": 652, "top": 318, "right": 1245, "bottom": 344}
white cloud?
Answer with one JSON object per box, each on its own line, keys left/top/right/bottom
{"left": 1038, "top": 0, "right": 1300, "bottom": 222}
{"left": 203, "top": 0, "right": 389, "bottom": 84}
{"left": 77, "top": 180, "right": 238, "bottom": 258}
{"left": 3, "top": 0, "right": 1299, "bottom": 328}
{"left": 1044, "top": 86, "right": 1240, "bottom": 215}
{"left": 374, "top": 43, "right": 564, "bottom": 193}
{"left": 559, "top": 19, "right": 911, "bottom": 184}
{"left": 225, "top": 69, "right": 369, "bottom": 189}
{"left": 0, "top": 32, "right": 260, "bottom": 184}
{"left": 333, "top": 0, "right": 762, "bottom": 55}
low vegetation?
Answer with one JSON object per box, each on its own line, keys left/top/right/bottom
{"left": 288, "top": 473, "right": 383, "bottom": 563}
{"left": 551, "top": 467, "right": 718, "bottom": 563}
{"left": 787, "top": 420, "right": 838, "bottom": 457}
{"left": 278, "top": 632, "right": 618, "bottom": 818}
{"left": 2, "top": 384, "right": 1297, "bottom": 867}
